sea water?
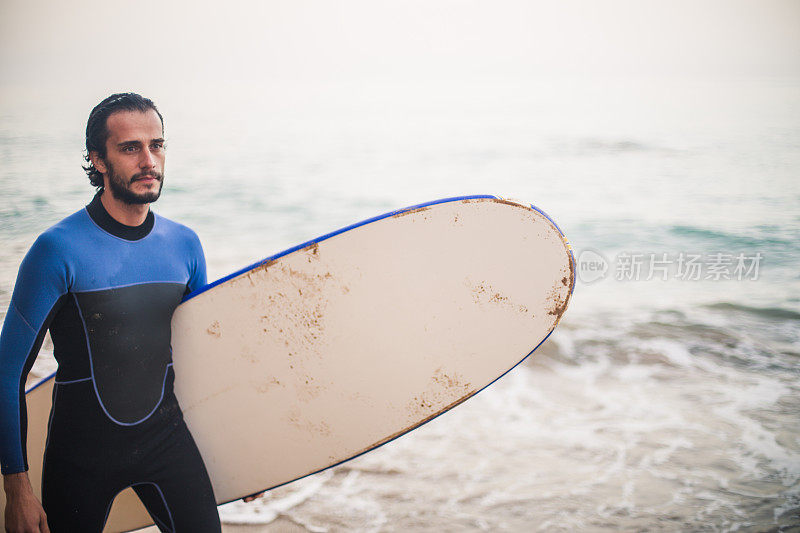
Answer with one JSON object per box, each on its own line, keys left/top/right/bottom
{"left": 0, "top": 78, "right": 798, "bottom": 531}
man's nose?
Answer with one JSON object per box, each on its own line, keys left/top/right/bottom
{"left": 140, "top": 148, "right": 157, "bottom": 169}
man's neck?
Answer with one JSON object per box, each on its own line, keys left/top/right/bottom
{"left": 100, "top": 190, "right": 150, "bottom": 226}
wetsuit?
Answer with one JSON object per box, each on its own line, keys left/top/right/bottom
{"left": 0, "top": 193, "right": 221, "bottom": 532}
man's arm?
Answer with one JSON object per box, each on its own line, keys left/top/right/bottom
{"left": 0, "top": 233, "right": 66, "bottom": 475}
{"left": 4, "top": 472, "right": 49, "bottom": 533}
{"left": 1, "top": 233, "right": 67, "bottom": 531}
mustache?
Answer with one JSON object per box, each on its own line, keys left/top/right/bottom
{"left": 130, "top": 171, "right": 163, "bottom": 183}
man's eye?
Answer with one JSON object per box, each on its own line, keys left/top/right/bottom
{"left": 151, "top": 143, "right": 164, "bottom": 151}
{"left": 123, "top": 146, "right": 138, "bottom": 153}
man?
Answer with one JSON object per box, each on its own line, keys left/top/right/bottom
{"left": 1, "top": 93, "right": 222, "bottom": 531}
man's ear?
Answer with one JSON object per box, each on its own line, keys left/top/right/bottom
{"left": 89, "top": 151, "right": 107, "bottom": 174}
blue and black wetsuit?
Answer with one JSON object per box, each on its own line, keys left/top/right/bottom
{"left": 0, "top": 193, "right": 221, "bottom": 532}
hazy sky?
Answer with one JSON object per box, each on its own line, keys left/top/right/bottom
{"left": 1, "top": 0, "right": 799, "bottom": 90}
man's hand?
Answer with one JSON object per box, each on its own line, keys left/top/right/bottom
{"left": 4, "top": 472, "right": 49, "bottom": 533}
{"left": 242, "top": 491, "right": 265, "bottom": 503}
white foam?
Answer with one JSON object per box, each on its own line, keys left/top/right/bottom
{"left": 638, "top": 338, "right": 695, "bottom": 368}
{"left": 219, "top": 469, "right": 333, "bottom": 525}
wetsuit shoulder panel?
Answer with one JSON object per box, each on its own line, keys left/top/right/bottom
{"left": 152, "top": 215, "right": 207, "bottom": 295}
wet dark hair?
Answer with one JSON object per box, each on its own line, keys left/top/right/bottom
{"left": 82, "top": 92, "right": 164, "bottom": 189}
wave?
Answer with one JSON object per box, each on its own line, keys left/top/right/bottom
{"left": 669, "top": 225, "right": 794, "bottom": 248}
{"left": 704, "top": 302, "right": 800, "bottom": 321}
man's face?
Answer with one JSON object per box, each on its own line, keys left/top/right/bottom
{"left": 94, "top": 110, "right": 166, "bottom": 205}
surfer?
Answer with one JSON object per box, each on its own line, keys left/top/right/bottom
{"left": 1, "top": 93, "right": 221, "bottom": 531}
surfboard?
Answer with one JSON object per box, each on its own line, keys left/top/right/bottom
{"left": 1, "top": 195, "right": 574, "bottom": 532}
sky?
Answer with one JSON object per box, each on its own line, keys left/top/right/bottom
{"left": 1, "top": 0, "right": 799, "bottom": 91}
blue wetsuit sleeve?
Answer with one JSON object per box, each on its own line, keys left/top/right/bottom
{"left": 186, "top": 231, "right": 207, "bottom": 294}
{"left": 0, "top": 233, "right": 68, "bottom": 474}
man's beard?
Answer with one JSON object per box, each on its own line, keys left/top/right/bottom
{"left": 106, "top": 161, "right": 164, "bottom": 205}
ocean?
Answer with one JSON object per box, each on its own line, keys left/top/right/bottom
{"left": 1, "top": 77, "right": 798, "bottom": 531}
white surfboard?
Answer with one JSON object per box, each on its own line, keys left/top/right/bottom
{"left": 1, "top": 195, "right": 574, "bottom": 532}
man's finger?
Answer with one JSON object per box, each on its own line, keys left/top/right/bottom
{"left": 243, "top": 491, "right": 266, "bottom": 503}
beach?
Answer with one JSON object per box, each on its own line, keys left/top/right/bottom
{"left": 3, "top": 77, "right": 800, "bottom": 531}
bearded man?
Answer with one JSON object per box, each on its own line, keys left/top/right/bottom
{"left": 1, "top": 93, "right": 222, "bottom": 532}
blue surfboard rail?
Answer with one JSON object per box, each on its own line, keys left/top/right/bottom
{"left": 23, "top": 194, "right": 576, "bottom": 511}
{"left": 25, "top": 371, "right": 56, "bottom": 394}
{"left": 183, "top": 194, "right": 499, "bottom": 301}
